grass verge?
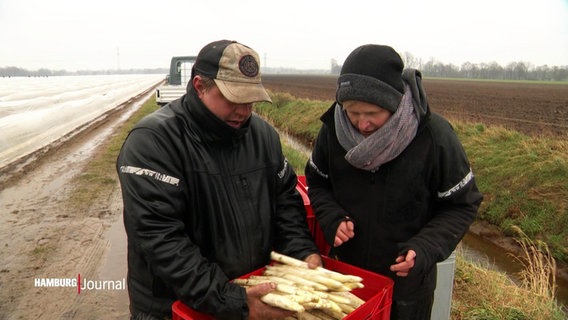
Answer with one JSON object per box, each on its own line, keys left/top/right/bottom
{"left": 67, "top": 97, "right": 160, "bottom": 211}
{"left": 282, "top": 129, "right": 566, "bottom": 319}
{"left": 452, "top": 251, "right": 564, "bottom": 319}
{"left": 454, "top": 123, "right": 568, "bottom": 261}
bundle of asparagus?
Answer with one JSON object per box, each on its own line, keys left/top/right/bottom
{"left": 233, "top": 251, "right": 366, "bottom": 319}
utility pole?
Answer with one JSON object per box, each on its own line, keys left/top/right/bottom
{"left": 116, "top": 47, "right": 121, "bottom": 71}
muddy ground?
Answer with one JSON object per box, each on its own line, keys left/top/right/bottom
{"left": 0, "top": 96, "right": 140, "bottom": 319}
{"left": 0, "top": 76, "right": 566, "bottom": 319}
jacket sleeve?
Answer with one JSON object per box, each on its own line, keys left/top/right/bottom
{"left": 304, "top": 124, "right": 347, "bottom": 248}
{"left": 117, "top": 127, "right": 248, "bottom": 319}
{"left": 271, "top": 130, "right": 320, "bottom": 260}
{"left": 398, "top": 116, "right": 483, "bottom": 275}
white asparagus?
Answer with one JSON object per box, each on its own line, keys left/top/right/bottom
{"left": 297, "top": 312, "right": 323, "bottom": 320}
{"left": 337, "top": 302, "right": 356, "bottom": 314}
{"left": 312, "top": 275, "right": 350, "bottom": 292}
{"left": 264, "top": 269, "right": 329, "bottom": 291}
{"left": 302, "top": 298, "right": 342, "bottom": 314}
{"left": 342, "top": 282, "right": 364, "bottom": 290}
{"left": 305, "top": 309, "right": 337, "bottom": 320}
{"left": 249, "top": 275, "right": 296, "bottom": 286}
{"left": 261, "top": 293, "right": 305, "bottom": 312}
{"left": 232, "top": 278, "right": 270, "bottom": 286}
{"left": 320, "top": 292, "right": 352, "bottom": 305}
{"left": 320, "top": 307, "right": 348, "bottom": 320}
{"left": 233, "top": 278, "right": 320, "bottom": 303}
{"left": 234, "top": 252, "right": 369, "bottom": 318}
{"left": 275, "top": 283, "right": 308, "bottom": 296}
{"left": 317, "top": 269, "right": 362, "bottom": 284}
{"left": 330, "top": 291, "right": 365, "bottom": 308}
{"left": 271, "top": 291, "right": 316, "bottom": 304}
{"left": 276, "top": 285, "right": 321, "bottom": 303}
{"left": 271, "top": 251, "right": 309, "bottom": 268}
{"left": 279, "top": 274, "right": 329, "bottom": 292}
{"left": 270, "top": 251, "right": 363, "bottom": 284}
{"left": 267, "top": 265, "right": 350, "bottom": 291}
{"left": 247, "top": 274, "right": 323, "bottom": 294}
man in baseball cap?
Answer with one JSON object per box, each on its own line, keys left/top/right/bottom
{"left": 191, "top": 39, "right": 272, "bottom": 104}
{"left": 117, "top": 40, "right": 321, "bottom": 320}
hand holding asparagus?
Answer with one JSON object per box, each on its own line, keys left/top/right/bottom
{"left": 235, "top": 251, "right": 366, "bottom": 319}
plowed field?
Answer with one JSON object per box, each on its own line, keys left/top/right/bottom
{"left": 262, "top": 75, "right": 568, "bottom": 137}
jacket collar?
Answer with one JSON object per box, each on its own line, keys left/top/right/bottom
{"left": 180, "top": 87, "right": 250, "bottom": 144}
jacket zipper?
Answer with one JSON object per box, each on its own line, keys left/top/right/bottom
{"left": 241, "top": 176, "right": 249, "bottom": 191}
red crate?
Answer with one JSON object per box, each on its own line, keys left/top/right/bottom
{"left": 172, "top": 301, "right": 213, "bottom": 320}
{"left": 296, "top": 176, "right": 330, "bottom": 255}
{"left": 172, "top": 256, "right": 394, "bottom": 320}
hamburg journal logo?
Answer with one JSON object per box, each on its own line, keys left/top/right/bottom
{"left": 34, "top": 274, "right": 125, "bottom": 294}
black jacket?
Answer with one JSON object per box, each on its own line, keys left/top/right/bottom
{"left": 305, "top": 70, "right": 482, "bottom": 301}
{"left": 116, "top": 88, "right": 319, "bottom": 318}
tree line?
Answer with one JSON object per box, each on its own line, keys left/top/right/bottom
{"left": 331, "top": 54, "right": 568, "bottom": 81}
{"left": 0, "top": 66, "right": 167, "bottom": 77}
{"left": 4, "top": 58, "right": 568, "bottom": 81}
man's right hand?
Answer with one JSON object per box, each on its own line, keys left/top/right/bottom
{"left": 334, "top": 219, "right": 355, "bottom": 247}
{"left": 246, "top": 282, "right": 295, "bottom": 319}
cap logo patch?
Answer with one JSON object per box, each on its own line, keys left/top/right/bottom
{"left": 239, "top": 55, "right": 259, "bottom": 77}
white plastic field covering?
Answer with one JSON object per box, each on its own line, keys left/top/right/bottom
{"left": 0, "top": 74, "right": 164, "bottom": 169}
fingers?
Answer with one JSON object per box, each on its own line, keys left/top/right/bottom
{"left": 346, "top": 220, "right": 354, "bottom": 232}
{"left": 246, "top": 282, "right": 276, "bottom": 297}
{"left": 246, "top": 283, "right": 295, "bottom": 320}
{"left": 390, "top": 250, "right": 416, "bottom": 277}
{"left": 334, "top": 220, "right": 355, "bottom": 247}
{"left": 304, "top": 253, "right": 323, "bottom": 269}
{"left": 406, "top": 250, "right": 416, "bottom": 262}
{"left": 334, "top": 236, "right": 344, "bottom": 247}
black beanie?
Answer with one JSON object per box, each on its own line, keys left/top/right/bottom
{"left": 336, "top": 44, "right": 405, "bottom": 113}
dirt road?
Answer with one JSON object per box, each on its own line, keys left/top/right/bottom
{"left": 0, "top": 94, "right": 142, "bottom": 319}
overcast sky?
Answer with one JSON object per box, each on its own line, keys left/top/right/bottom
{"left": 1, "top": 0, "right": 567, "bottom": 71}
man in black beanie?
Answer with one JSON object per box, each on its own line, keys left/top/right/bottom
{"left": 305, "top": 44, "right": 483, "bottom": 320}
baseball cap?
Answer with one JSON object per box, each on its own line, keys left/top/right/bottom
{"left": 192, "top": 40, "right": 272, "bottom": 104}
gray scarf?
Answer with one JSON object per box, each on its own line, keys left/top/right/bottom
{"left": 334, "top": 83, "right": 418, "bottom": 171}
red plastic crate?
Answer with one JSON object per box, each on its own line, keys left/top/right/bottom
{"left": 296, "top": 176, "right": 330, "bottom": 255}
{"left": 172, "top": 256, "right": 394, "bottom": 320}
